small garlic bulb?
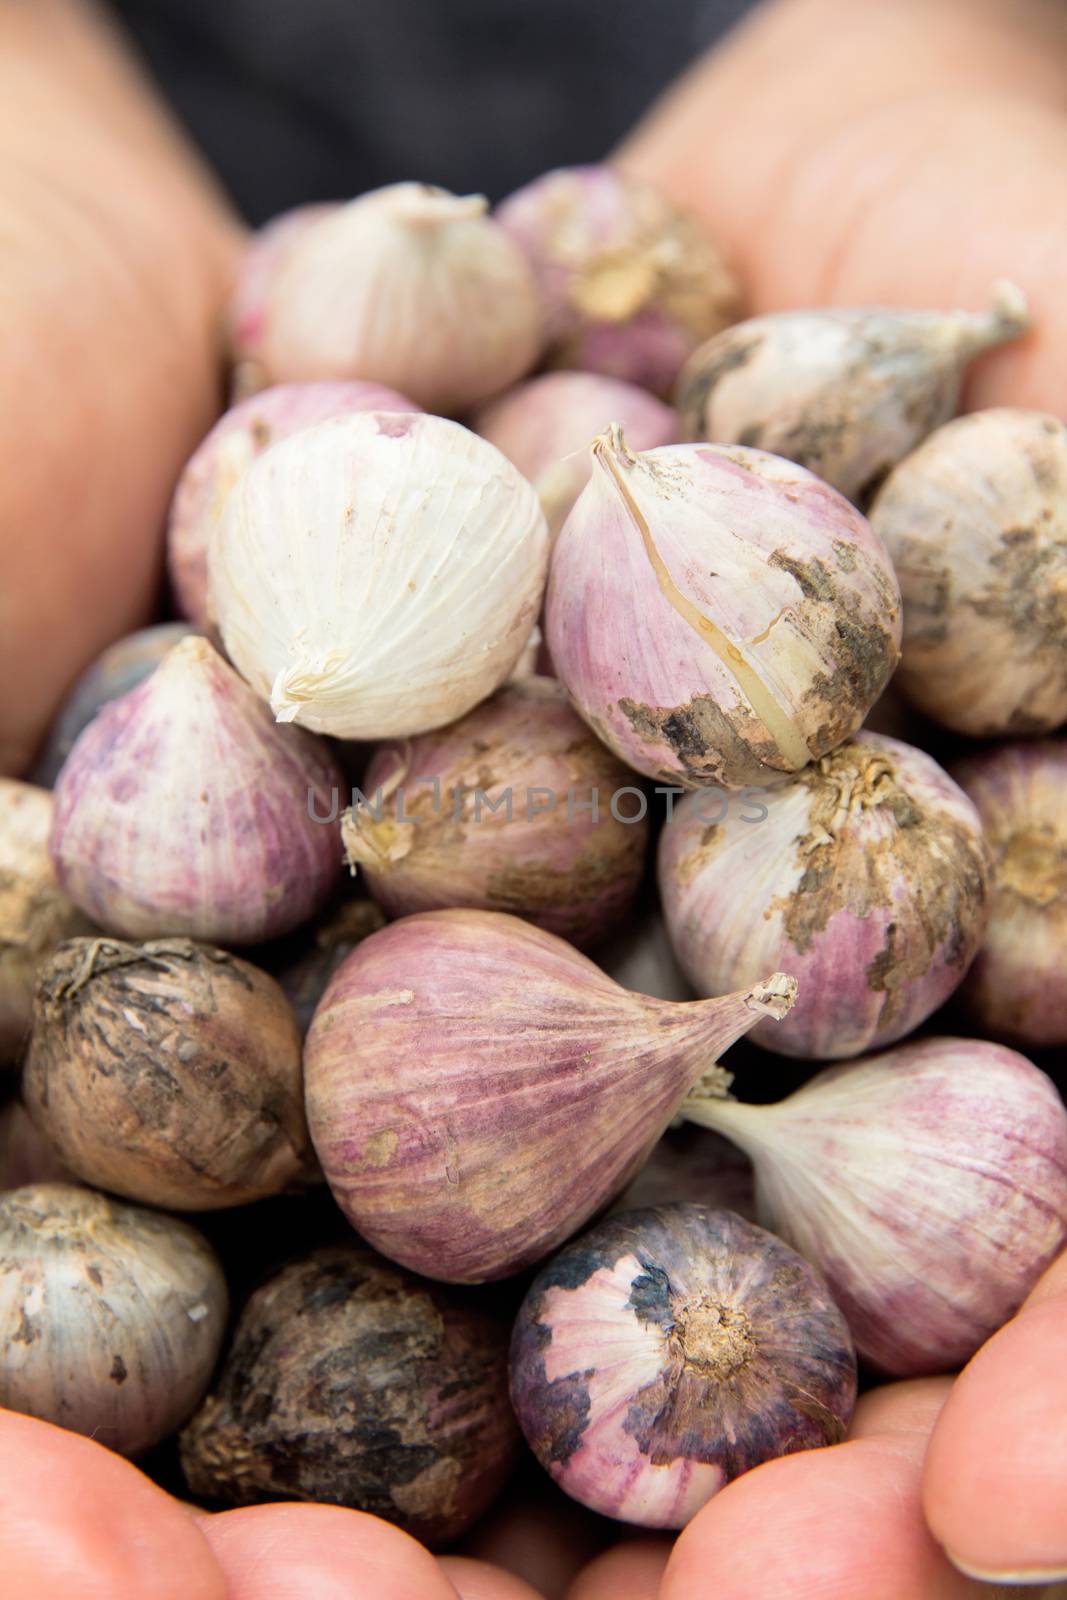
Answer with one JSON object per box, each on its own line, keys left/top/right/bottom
{"left": 683, "top": 1038, "right": 1067, "bottom": 1375}
{"left": 545, "top": 428, "right": 901, "bottom": 789}
{"left": 658, "top": 731, "right": 990, "bottom": 1059}
{"left": 0, "top": 1183, "right": 228, "bottom": 1455}
{"left": 496, "top": 164, "right": 739, "bottom": 397}
{"left": 0, "top": 781, "right": 92, "bottom": 1063}
{"left": 227, "top": 202, "right": 339, "bottom": 380}
{"left": 167, "top": 380, "right": 420, "bottom": 625}
{"left": 252, "top": 183, "right": 544, "bottom": 413}
{"left": 50, "top": 636, "right": 343, "bottom": 944}
{"left": 951, "top": 739, "right": 1067, "bottom": 1047}
{"left": 869, "top": 408, "right": 1067, "bottom": 735}
{"left": 210, "top": 411, "right": 549, "bottom": 739}
{"left": 675, "top": 284, "right": 1031, "bottom": 503}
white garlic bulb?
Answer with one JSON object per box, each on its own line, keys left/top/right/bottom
{"left": 210, "top": 411, "right": 550, "bottom": 739}
{"left": 254, "top": 183, "right": 544, "bottom": 413}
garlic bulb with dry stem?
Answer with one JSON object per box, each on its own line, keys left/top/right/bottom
{"left": 251, "top": 184, "right": 544, "bottom": 413}
{"left": 496, "top": 165, "right": 739, "bottom": 397}
{"left": 304, "top": 907, "right": 796, "bottom": 1283}
{"left": 50, "top": 637, "right": 343, "bottom": 944}
{"left": 869, "top": 409, "right": 1067, "bottom": 735}
{"left": 683, "top": 1038, "right": 1067, "bottom": 1375}
{"left": 659, "top": 731, "right": 990, "bottom": 1059}
{"left": 181, "top": 1247, "right": 518, "bottom": 1544}
{"left": 210, "top": 412, "right": 549, "bottom": 739}
{"left": 472, "top": 372, "right": 677, "bottom": 541}
{"left": 23, "top": 937, "right": 311, "bottom": 1210}
{"left": 343, "top": 677, "right": 649, "bottom": 948}
{"left": 545, "top": 428, "right": 901, "bottom": 789}
{"left": 167, "top": 380, "right": 420, "bottom": 624}
{"left": 675, "top": 284, "right": 1031, "bottom": 503}
{"left": 509, "top": 1205, "right": 856, "bottom": 1526}
{"left": 0, "top": 781, "right": 92, "bottom": 1064}
{"left": 951, "top": 739, "right": 1067, "bottom": 1047}
{"left": 0, "top": 1183, "right": 228, "bottom": 1455}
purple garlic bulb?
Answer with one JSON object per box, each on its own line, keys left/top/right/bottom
{"left": 509, "top": 1204, "right": 856, "bottom": 1527}
{"left": 546, "top": 427, "right": 901, "bottom": 790}
{"left": 496, "top": 164, "right": 739, "bottom": 396}
{"left": 658, "top": 731, "right": 991, "bottom": 1059}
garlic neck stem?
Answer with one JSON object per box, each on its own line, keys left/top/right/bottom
{"left": 680, "top": 1092, "right": 773, "bottom": 1160}
{"left": 955, "top": 279, "right": 1030, "bottom": 355}
{"left": 389, "top": 189, "right": 489, "bottom": 227}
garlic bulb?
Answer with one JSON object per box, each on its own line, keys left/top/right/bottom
{"left": 472, "top": 372, "right": 676, "bottom": 541}
{"left": 181, "top": 1247, "right": 519, "bottom": 1544}
{"left": 951, "top": 739, "right": 1067, "bottom": 1046}
{"left": 869, "top": 409, "right": 1067, "bottom": 735}
{"left": 251, "top": 183, "right": 544, "bottom": 413}
{"left": 23, "top": 937, "right": 312, "bottom": 1210}
{"left": 50, "top": 636, "right": 343, "bottom": 943}
{"left": 30, "top": 623, "right": 199, "bottom": 789}
{"left": 167, "top": 380, "right": 420, "bottom": 624}
{"left": 496, "top": 165, "right": 739, "bottom": 396}
{"left": 210, "top": 411, "right": 549, "bottom": 739}
{"left": 658, "top": 731, "right": 990, "bottom": 1059}
{"left": 545, "top": 428, "right": 902, "bottom": 789}
{"left": 304, "top": 907, "right": 796, "bottom": 1282}
{"left": 343, "top": 677, "right": 649, "bottom": 947}
{"left": 0, "top": 1102, "right": 72, "bottom": 1191}
{"left": 227, "top": 201, "right": 339, "bottom": 380}
{"left": 675, "top": 284, "right": 1030, "bottom": 503}
{"left": 683, "top": 1038, "right": 1067, "bottom": 1375}
{"left": 0, "top": 781, "right": 92, "bottom": 1064}
{"left": 0, "top": 1183, "right": 228, "bottom": 1455}
{"left": 510, "top": 1205, "right": 856, "bottom": 1527}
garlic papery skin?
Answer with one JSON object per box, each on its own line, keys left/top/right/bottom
{"left": 227, "top": 202, "right": 339, "bottom": 386}
{"left": 545, "top": 429, "right": 902, "bottom": 789}
{"left": 472, "top": 372, "right": 677, "bottom": 542}
{"left": 342, "top": 676, "right": 649, "bottom": 948}
{"left": 675, "top": 284, "right": 1031, "bottom": 504}
{"left": 304, "top": 907, "right": 797, "bottom": 1283}
{"left": 254, "top": 183, "right": 544, "bottom": 413}
{"left": 209, "top": 411, "right": 549, "bottom": 739}
{"left": 682, "top": 1038, "right": 1067, "bottom": 1376}
{"left": 0, "top": 1182, "right": 228, "bottom": 1455}
{"left": 658, "top": 731, "right": 990, "bottom": 1059}
{"left": 509, "top": 1204, "right": 855, "bottom": 1527}
{"left": 167, "top": 380, "right": 421, "bottom": 625}
{"left": 180, "top": 1247, "right": 519, "bottom": 1544}
{"left": 951, "top": 739, "right": 1067, "bottom": 1047}
{"left": 0, "top": 780, "right": 93, "bottom": 1064}
{"left": 23, "top": 937, "right": 312, "bottom": 1211}
{"left": 869, "top": 409, "right": 1067, "bottom": 735}
{"left": 50, "top": 637, "right": 343, "bottom": 944}
{"left": 496, "top": 165, "right": 739, "bottom": 397}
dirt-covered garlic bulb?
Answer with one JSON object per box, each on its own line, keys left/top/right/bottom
{"left": 675, "top": 285, "right": 1030, "bottom": 503}
{"left": 249, "top": 184, "right": 544, "bottom": 413}
{"left": 510, "top": 1205, "right": 856, "bottom": 1527}
{"left": 546, "top": 428, "right": 901, "bottom": 789}
{"left": 23, "top": 938, "right": 311, "bottom": 1210}
{"left": 658, "top": 731, "right": 991, "bottom": 1059}
{"left": 0, "top": 781, "right": 92, "bottom": 1064}
{"left": 180, "top": 1247, "right": 518, "bottom": 1544}
{"left": 496, "top": 165, "right": 739, "bottom": 396}
{"left": 343, "top": 677, "right": 649, "bottom": 947}
{"left": 869, "top": 409, "right": 1067, "bottom": 735}
{"left": 0, "top": 1183, "right": 227, "bottom": 1456}
{"left": 167, "top": 380, "right": 420, "bottom": 624}
{"left": 951, "top": 739, "right": 1067, "bottom": 1047}
{"left": 210, "top": 412, "right": 549, "bottom": 739}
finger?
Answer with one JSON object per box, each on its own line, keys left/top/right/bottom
{"left": 564, "top": 1538, "right": 671, "bottom": 1600}
{"left": 458, "top": 1481, "right": 609, "bottom": 1600}
{"left": 924, "top": 1289, "right": 1067, "bottom": 1584}
{"left": 1021, "top": 1243, "right": 1067, "bottom": 1312}
{"left": 617, "top": 0, "right": 1067, "bottom": 416}
{"left": 0, "top": 1408, "right": 225, "bottom": 1600}
{"left": 849, "top": 1377, "right": 955, "bottom": 1441}
{"left": 198, "top": 1503, "right": 460, "bottom": 1600}
{"left": 437, "top": 1555, "right": 547, "bottom": 1600}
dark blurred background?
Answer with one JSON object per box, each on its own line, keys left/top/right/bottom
{"left": 110, "top": 0, "right": 755, "bottom": 222}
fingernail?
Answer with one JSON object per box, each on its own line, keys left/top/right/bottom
{"left": 948, "top": 1550, "right": 1067, "bottom": 1585}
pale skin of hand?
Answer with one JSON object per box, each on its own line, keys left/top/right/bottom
{"left": 1, "top": 0, "right": 1066, "bottom": 1594}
